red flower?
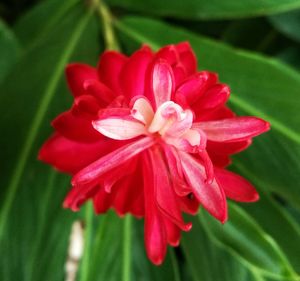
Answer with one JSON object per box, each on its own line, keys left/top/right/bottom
{"left": 39, "top": 42, "right": 270, "bottom": 265}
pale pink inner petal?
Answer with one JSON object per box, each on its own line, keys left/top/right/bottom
{"left": 131, "top": 97, "right": 154, "bottom": 125}
{"left": 93, "top": 117, "right": 146, "bottom": 140}
{"left": 152, "top": 60, "right": 174, "bottom": 108}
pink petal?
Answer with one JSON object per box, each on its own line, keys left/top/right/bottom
{"left": 120, "top": 46, "right": 153, "bottom": 99}
{"left": 52, "top": 110, "right": 102, "bottom": 143}
{"left": 65, "top": 63, "right": 98, "bottom": 97}
{"left": 215, "top": 168, "right": 259, "bottom": 202}
{"left": 38, "top": 133, "right": 114, "bottom": 174}
{"left": 151, "top": 60, "right": 174, "bottom": 108}
{"left": 149, "top": 147, "right": 192, "bottom": 231}
{"left": 92, "top": 116, "right": 146, "bottom": 140}
{"left": 194, "top": 117, "right": 270, "bottom": 142}
{"left": 71, "top": 137, "right": 155, "bottom": 188}
{"left": 131, "top": 97, "right": 154, "bottom": 125}
{"left": 179, "top": 152, "right": 228, "bottom": 223}
{"left": 97, "top": 51, "right": 128, "bottom": 96}
{"left": 143, "top": 152, "right": 167, "bottom": 265}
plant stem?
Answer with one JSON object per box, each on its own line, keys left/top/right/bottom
{"left": 93, "top": 0, "right": 120, "bottom": 51}
{"left": 122, "top": 215, "right": 132, "bottom": 281}
{"left": 80, "top": 202, "right": 94, "bottom": 281}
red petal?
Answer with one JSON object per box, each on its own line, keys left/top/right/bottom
{"left": 65, "top": 63, "right": 98, "bottom": 97}
{"left": 194, "top": 117, "right": 270, "bottom": 142}
{"left": 192, "top": 84, "right": 230, "bottom": 115}
{"left": 93, "top": 187, "right": 114, "bottom": 214}
{"left": 149, "top": 147, "right": 192, "bottom": 231}
{"left": 207, "top": 139, "right": 252, "bottom": 155}
{"left": 179, "top": 152, "right": 228, "bottom": 223}
{"left": 143, "top": 152, "right": 167, "bottom": 265}
{"left": 120, "top": 46, "right": 153, "bottom": 99}
{"left": 164, "top": 219, "right": 181, "bottom": 247}
{"left": 176, "top": 72, "right": 216, "bottom": 105}
{"left": 71, "top": 95, "right": 100, "bottom": 118}
{"left": 84, "top": 80, "right": 116, "bottom": 105}
{"left": 175, "top": 42, "right": 197, "bottom": 75}
{"left": 52, "top": 110, "right": 102, "bottom": 143}
{"left": 215, "top": 168, "right": 259, "bottom": 202}
{"left": 71, "top": 137, "right": 155, "bottom": 188}
{"left": 38, "top": 133, "right": 113, "bottom": 174}
{"left": 97, "top": 51, "right": 128, "bottom": 96}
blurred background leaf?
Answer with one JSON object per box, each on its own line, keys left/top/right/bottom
{"left": 1, "top": 0, "right": 300, "bottom": 280}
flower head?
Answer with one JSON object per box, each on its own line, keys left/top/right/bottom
{"left": 39, "top": 42, "right": 270, "bottom": 265}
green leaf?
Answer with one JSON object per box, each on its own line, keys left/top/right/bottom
{"left": 115, "top": 16, "right": 300, "bottom": 211}
{"left": 200, "top": 203, "right": 297, "bottom": 280}
{"left": 269, "top": 9, "right": 300, "bottom": 43}
{"left": 0, "top": 1, "right": 100, "bottom": 280}
{"left": 106, "top": 0, "right": 300, "bottom": 19}
{"left": 181, "top": 215, "right": 258, "bottom": 281}
{"left": 0, "top": 19, "right": 20, "bottom": 83}
{"left": 13, "top": 0, "right": 80, "bottom": 49}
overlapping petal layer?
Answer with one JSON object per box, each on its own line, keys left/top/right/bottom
{"left": 39, "top": 42, "right": 270, "bottom": 265}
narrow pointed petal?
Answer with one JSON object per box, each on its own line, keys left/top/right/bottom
{"left": 215, "top": 168, "right": 259, "bottom": 202}
{"left": 120, "top": 46, "right": 153, "bottom": 98}
{"left": 65, "top": 63, "right": 98, "bottom": 97}
{"left": 72, "top": 137, "right": 155, "bottom": 188}
{"left": 179, "top": 152, "right": 228, "bottom": 223}
{"left": 143, "top": 152, "right": 167, "bottom": 265}
{"left": 149, "top": 147, "right": 192, "bottom": 231}
{"left": 93, "top": 116, "right": 146, "bottom": 140}
{"left": 152, "top": 60, "right": 174, "bottom": 108}
{"left": 98, "top": 51, "right": 128, "bottom": 95}
{"left": 194, "top": 117, "right": 270, "bottom": 142}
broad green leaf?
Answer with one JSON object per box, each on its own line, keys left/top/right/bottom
{"left": 82, "top": 212, "right": 179, "bottom": 281}
{"left": 0, "top": 1, "right": 100, "bottom": 280}
{"left": 181, "top": 215, "right": 258, "bottom": 281}
{"left": 0, "top": 19, "right": 20, "bottom": 83}
{"left": 269, "top": 9, "right": 300, "bottom": 43}
{"left": 238, "top": 186, "right": 300, "bottom": 273}
{"left": 277, "top": 47, "right": 300, "bottom": 69}
{"left": 115, "top": 16, "right": 300, "bottom": 211}
{"left": 200, "top": 203, "right": 298, "bottom": 280}
{"left": 106, "top": 0, "right": 300, "bottom": 20}
{"left": 14, "top": 0, "right": 79, "bottom": 49}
